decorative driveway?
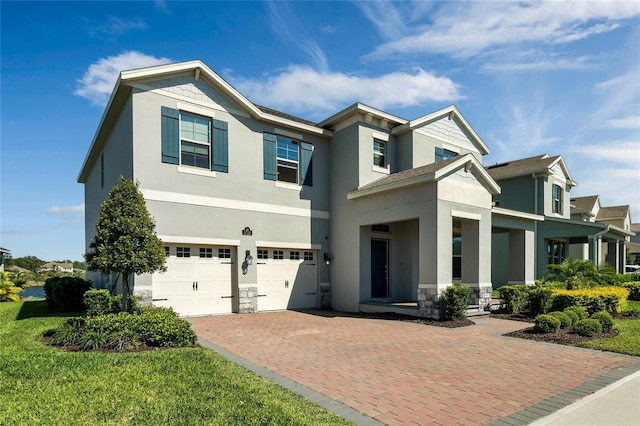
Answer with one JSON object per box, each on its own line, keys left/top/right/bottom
{"left": 189, "top": 311, "right": 639, "bottom": 425}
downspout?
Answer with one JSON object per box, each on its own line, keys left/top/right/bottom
{"left": 532, "top": 173, "right": 539, "bottom": 278}
{"left": 589, "top": 224, "right": 610, "bottom": 267}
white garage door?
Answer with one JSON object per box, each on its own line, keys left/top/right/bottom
{"left": 256, "top": 248, "right": 317, "bottom": 311}
{"left": 152, "top": 245, "right": 234, "bottom": 316}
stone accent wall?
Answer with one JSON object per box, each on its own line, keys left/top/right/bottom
{"left": 320, "top": 284, "right": 331, "bottom": 309}
{"left": 417, "top": 286, "right": 444, "bottom": 319}
{"left": 134, "top": 290, "right": 152, "bottom": 306}
{"left": 238, "top": 287, "right": 258, "bottom": 314}
{"left": 467, "top": 285, "right": 492, "bottom": 312}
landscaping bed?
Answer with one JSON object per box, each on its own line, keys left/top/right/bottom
{"left": 355, "top": 311, "right": 475, "bottom": 328}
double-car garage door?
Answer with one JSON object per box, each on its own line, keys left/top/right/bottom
{"left": 152, "top": 244, "right": 317, "bottom": 316}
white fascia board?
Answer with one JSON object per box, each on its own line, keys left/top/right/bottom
{"left": 392, "top": 105, "right": 490, "bottom": 155}
{"left": 318, "top": 102, "right": 407, "bottom": 128}
{"left": 347, "top": 173, "right": 437, "bottom": 200}
{"left": 255, "top": 241, "right": 322, "bottom": 250}
{"left": 436, "top": 155, "right": 501, "bottom": 194}
{"left": 158, "top": 235, "right": 241, "bottom": 246}
{"left": 491, "top": 207, "right": 544, "bottom": 222}
{"left": 550, "top": 156, "right": 576, "bottom": 186}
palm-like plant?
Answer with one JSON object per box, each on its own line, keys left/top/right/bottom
{"left": 0, "top": 271, "right": 23, "bottom": 302}
{"left": 547, "top": 259, "right": 619, "bottom": 288}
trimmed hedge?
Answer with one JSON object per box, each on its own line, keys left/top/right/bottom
{"left": 44, "top": 277, "right": 92, "bottom": 312}
{"left": 84, "top": 289, "right": 138, "bottom": 316}
{"left": 529, "top": 288, "right": 553, "bottom": 315}
{"left": 562, "top": 308, "right": 579, "bottom": 325}
{"left": 549, "top": 311, "right": 572, "bottom": 328}
{"left": 623, "top": 282, "right": 640, "bottom": 301}
{"left": 498, "top": 285, "right": 530, "bottom": 313}
{"left": 534, "top": 314, "right": 560, "bottom": 333}
{"left": 591, "top": 311, "right": 614, "bottom": 333}
{"left": 564, "top": 305, "right": 587, "bottom": 320}
{"left": 574, "top": 319, "right": 603, "bottom": 337}
{"left": 551, "top": 287, "right": 629, "bottom": 315}
{"left": 442, "top": 285, "right": 470, "bottom": 321}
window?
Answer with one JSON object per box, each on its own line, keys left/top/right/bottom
{"left": 164, "top": 246, "right": 170, "bottom": 257}
{"left": 177, "top": 247, "right": 190, "bottom": 258}
{"left": 452, "top": 227, "right": 462, "bottom": 281}
{"left": 552, "top": 184, "right": 563, "bottom": 214}
{"left": 304, "top": 251, "right": 314, "bottom": 261}
{"left": 263, "top": 133, "right": 313, "bottom": 186}
{"left": 435, "top": 147, "right": 457, "bottom": 162}
{"left": 547, "top": 240, "right": 566, "bottom": 265}
{"left": 290, "top": 251, "right": 300, "bottom": 260}
{"left": 373, "top": 139, "right": 386, "bottom": 167}
{"left": 199, "top": 248, "right": 213, "bottom": 258}
{"left": 218, "top": 248, "right": 231, "bottom": 259}
{"left": 161, "top": 106, "right": 228, "bottom": 172}
{"left": 273, "top": 250, "right": 284, "bottom": 260}
{"left": 372, "top": 224, "right": 391, "bottom": 233}
{"left": 257, "top": 249, "right": 268, "bottom": 260}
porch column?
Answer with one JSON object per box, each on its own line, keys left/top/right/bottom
{"left": 619, "top": 241, "right": 626, "bottom": 273}
{"left": 508, "top": 229, "right": 535, "bottom": 285}
{"left": 417, "top": 213, "right": 445, "bottom": 319}
{"left": 588, "top": 235, "right": 603, "bottom": 267}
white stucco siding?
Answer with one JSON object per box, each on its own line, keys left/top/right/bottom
{"left": 415, "top": 116, "right": 482, "bottom": 158}
{"left": 438, "top": 173, "right": 494, "bottom": 209}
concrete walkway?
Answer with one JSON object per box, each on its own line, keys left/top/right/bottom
{"left": 189, "top": 310, "right": 640, "bottom": 425}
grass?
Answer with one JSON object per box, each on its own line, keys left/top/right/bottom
{"left": 0, "top": 301, "right": 352, "bottom": 426}
{"left": 577, "top": 300, "right": 640, "bottom": 356}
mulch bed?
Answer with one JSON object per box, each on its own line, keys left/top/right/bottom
{"left": 353, "top": 311, "right": 475, "bottom": 328}
{"left": 41, "top": 335, "right": 199, "bottom": 353}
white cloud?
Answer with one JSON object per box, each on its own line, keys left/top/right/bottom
{"left": 48, "top": 204, "right": 85, "bottom": 215}
{"left": 363, "top": 1, "right": 640, "bottom": 60}
{"left": 482, "top": 55, "right": 599, "bottom": 72}
{"left": 321, "top": 25, "right": 336, "bottom": 34}
{"left": 231, "top": 65, "right": 462, "bottom": 119}
{"left": 570, "top": 140, "right": 640, "bottom": 167}
{"left": 86, "top": 17, "right": 147, "bottom": 39}
{"left": 606, "top": 115, "right": 640, "bottom": 130}
{"left": 74, "top": 51, "right": 172, "bottom": 106}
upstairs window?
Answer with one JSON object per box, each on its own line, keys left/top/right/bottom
{"left": 552, "top": 184, "right": 563, "bottom": 214}
{"left": 435, "top": 147, "right": 457, "bottom": 162}
{"left": 373, "top": 139, "right": 386, "bottom": 167}
{"left": 161, "top": 106, "right": 228, "bottom": 172}
{"left": 263, "top": 133, "right": 313, "bottom": 186}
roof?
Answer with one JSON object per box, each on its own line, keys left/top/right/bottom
{"left": 391, "top": 105, "right": 490, "bottom": 155}
{"left": 631, "top": 223, "right": 640, "bottom": 232}
{"left": 570, "top": 195, "right": 600, "bottom": 215}
{"left": 0, "top": 247, "right": 10, "bottom": 254}
{"left": 597, "top": 205, "right": 630, "bottom": 220}
{"left": 78, "top": 60, "right": 332, "bottom": 183}
{"left": 485, "top": 154, "right": 575, "bottom": 185}
{"left": 318, "top": 102, "right": 407, "bottom": 129}
{"left": 348, "top": 154, "right": 500, "bottom": 200}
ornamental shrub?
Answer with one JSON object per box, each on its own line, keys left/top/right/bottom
{"left": 529, "top": 288, "right": 554, "bottom": 315}
{"left": 442, "top": 285, "right": 470, "bottom": 321}
{"left": 134, "top": 313, "right": 197, "bottom": 347}
{"left": 84, "top": 289, "right": 111, "bottom": 316}
{"left": 623, "top": 282, "right": 640, "bottom": 301}
{"left": 549, "top": 311, "right": 572, "bottom": 328}
{"left": 574, "top": 319, "right": 603, "bottom": 337}
{"left": 590, "top": 311, "right": 614, "bottom": 333}
{"left": 551, "top": 287, "right": 629, "bottom": 315}
{"left": 562, "top": 308, "right": 579, "bottom": 325}
{"left": 44, "top": 277, "right": 92, "bottom": 312}
{"left": 533, "top": 314, "right": 561, "bottom": 333}
{"left": 564, "top": 305, "right": 587, "bottom": 320}
{"left": 498, "top": 285, "right": 530, "bottom": 313}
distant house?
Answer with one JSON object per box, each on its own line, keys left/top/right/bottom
{"left": 41, "top": 262, "right": 74, "bottom": 273}
{"left": 628, "top": 223, "right": 640, "bottom": 265}
{"left": 0, "top": 247, "right": 9, "bottom": 272}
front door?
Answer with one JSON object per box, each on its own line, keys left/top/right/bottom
{"left": 371, "top": 239, "right": 389, "bottom": 298}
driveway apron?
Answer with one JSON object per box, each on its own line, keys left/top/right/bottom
{"left": 188, "top": 311, "right": 639, "bottom": 425}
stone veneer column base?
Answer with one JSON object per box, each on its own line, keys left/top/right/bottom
{"left": 417, "top": 285, "right": 445, "bottom": 319}
{"left": 466, "top": 284, "right": 493, "bottom": 312}
{"left": 320, "top": 284, "right": 331, "bottom": 309}
{"left": 238, "top": 287, "right": 258, "bottom": 314}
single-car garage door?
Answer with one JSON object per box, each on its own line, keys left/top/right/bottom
{"left": 256, "top": 248, "right": 317, "bottom": 311}
{"left": 152, "top": 244, "right": 234, "bottom": 316}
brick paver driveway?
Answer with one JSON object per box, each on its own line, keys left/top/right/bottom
{"left": 189, "top": 311, "right": 638, "bottom": 425}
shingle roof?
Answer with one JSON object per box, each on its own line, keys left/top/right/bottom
{"left": 485, "top": 154, "right": 560, "bottom": 180}
{"left": 354, "top": 155, "right": 461, "bottom": 193}
{"left": 596, "top": 205, "right": 630, "bottom": 220}
{"left": 570, "top": 195, "right": 600, "bottom": 215}
{"left": 255, "top": 104, "right": 318, "bottom": 127}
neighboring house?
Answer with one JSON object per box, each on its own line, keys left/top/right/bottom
{"left": 0, "top": 247, "right": 10, "bottom": 272}
{"left": 78, "top": 60, "right": 500, "bottom": 318}
{"left": 487, "top": 157, "right": 633, "bottom": 286}
{"left": 41, "top": 262, "right": 74, "bottom": 273}
{"left": 629, "top": 223, "right": 640, "bottom": 265}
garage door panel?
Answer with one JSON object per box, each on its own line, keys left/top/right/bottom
{"left": 257, "top": 250, "right": 317, "bottom": 311}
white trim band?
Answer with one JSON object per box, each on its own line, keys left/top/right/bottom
{"left": 158, "top": 235, "right": 241, "bottom": 246}
{"left": 255, "top": 241, "right": 322, "bottom": 250}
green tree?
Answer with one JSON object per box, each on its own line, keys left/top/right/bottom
{"left": 85, "top": 177, "right": 166, "bottom": 312}
{"left": 12, "top": 255, "right": 45, "bottom": 273}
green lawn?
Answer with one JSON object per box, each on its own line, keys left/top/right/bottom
{"left": 577, "top": 300, "right": 640, "bottom": 356}
{"left": 0, "top": 301, "right": 352, "bottom": 426}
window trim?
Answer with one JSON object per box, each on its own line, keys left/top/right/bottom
{"left": 552, "top": 184, "right": 563, "bottom": 214}
{"left": 373, "top": 138, "right": 387, "bottom": 168}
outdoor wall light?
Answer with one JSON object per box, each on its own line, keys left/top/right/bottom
{"left": 245, "top": 250, "right": 253, "bottom": 265}
{"left": 324, "top": 253, "right": 332, "bottom": 266}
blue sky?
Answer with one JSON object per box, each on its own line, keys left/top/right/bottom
{"left": 1, "top": 1, "right": 639, "bottom": 261}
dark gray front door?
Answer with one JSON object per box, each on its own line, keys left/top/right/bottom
{"left": 371, "top": 239, "right": 389, "bottom": 298}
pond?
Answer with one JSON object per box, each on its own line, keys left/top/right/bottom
{"left": 21, "top": 286, "right": 45, "bottom": 299}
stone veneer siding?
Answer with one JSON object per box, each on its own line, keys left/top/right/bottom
{"left": 320, "top": 284, "right": 331, "bottom": 309}
{"left": 417, "top": 286, "right": 444, "bottom": 319}
{"left": 239, "top": 287, "right": 258, "bottom": 314}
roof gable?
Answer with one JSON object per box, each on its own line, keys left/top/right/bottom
{"left": 348, "top": 154, "right": 500, "bottom": 200}
{"left": 392, "top": 106, "right": 489, "bottom": 155}
{"left": 485, "top": 153, "right": 576, "bottom": 185}
{"left": 570, "top": 195, "right": 600, "bottom": 216}
{"left": 597, "top": 205, "right": 630, "bottom": 220}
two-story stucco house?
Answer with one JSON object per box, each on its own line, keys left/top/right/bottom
{"left": 487, "top": 155, "right": 633, "bottom": 286}
{"left": 79, "top": 60, "right": 502, "bottom": 318}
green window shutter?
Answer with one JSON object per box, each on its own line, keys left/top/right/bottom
{"left": 435, "top": 147, "right": 444, "bottom": 162}
{"left": 212, "top": 119, "right": 228, "bottom": 173}
{"left": 161, "top": 107, "right": 180, "bottom": 164}
{"left": 300, "top": 141, "right": 313, "bottom": 186}
{"left": 263, "top": 133, "right": 277, "bottom": 181}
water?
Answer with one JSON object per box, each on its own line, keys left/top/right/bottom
{"left": 21, "top": 286, "right": 45, "bottom": 299}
